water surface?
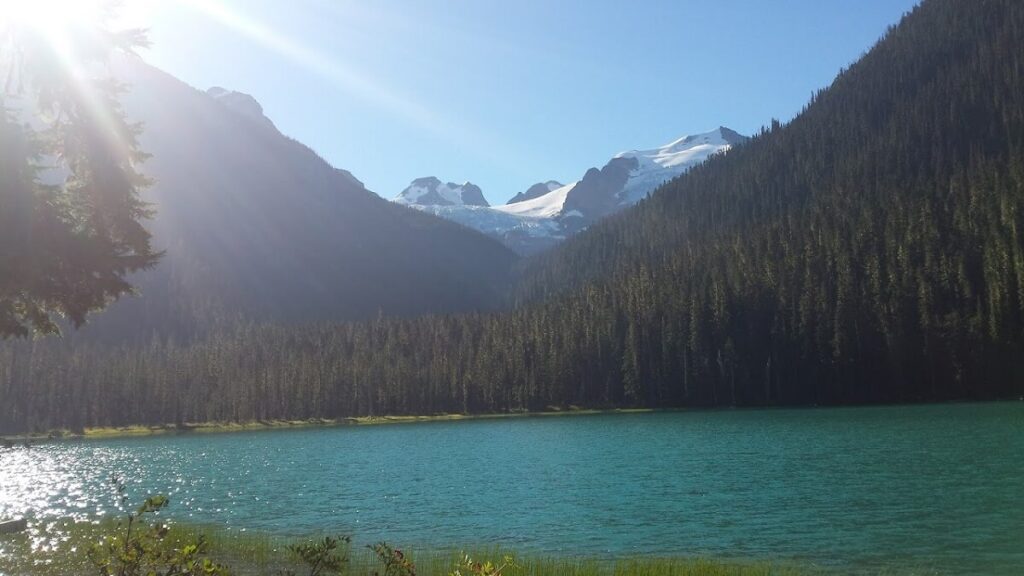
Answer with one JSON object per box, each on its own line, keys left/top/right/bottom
{"left": 2, "top": 403, "right": 1022, "bottom": 574}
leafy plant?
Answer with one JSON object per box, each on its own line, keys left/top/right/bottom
{"left": 449, "top": 554, "right": 517, "bottom": 576}
{"left": 86, "top": 477, "right": 230, "bottom": 576}
{"left": 279, "top": 535, "right": 351, "bottom": 576}
{"left": 369, "top": 542, "right": 416, "bottom": 576}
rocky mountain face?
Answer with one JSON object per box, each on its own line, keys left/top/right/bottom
{"left": 395, "top": 177, "right": 489, "bottom": 207}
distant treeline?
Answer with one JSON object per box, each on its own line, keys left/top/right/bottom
{"left": 3, "top": 0, "right": 1024, "bottom": 433}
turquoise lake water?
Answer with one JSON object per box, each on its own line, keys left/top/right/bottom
{"left": 1, "top": 403, "right": 1023, "bottom": 574}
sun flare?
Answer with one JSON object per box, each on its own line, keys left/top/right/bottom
{"left": 0, "top": 0, "right": 115, "bottom": 51}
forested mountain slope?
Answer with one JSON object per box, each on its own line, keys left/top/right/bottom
{"left": 516, "top": 0, "right": 1024, "bottom": 305}
{"left": 507, "top": 0, "right": 1024, "bottom": 400}
{"left": 80, "top": 59, "right": 517, "bottom": 338}
{"left": 3, "top": 0, "right": 1024, "bottom": 432}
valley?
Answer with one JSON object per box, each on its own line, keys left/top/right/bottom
{"left": 2, "top": 0, "right": 1023, "bottom": 574}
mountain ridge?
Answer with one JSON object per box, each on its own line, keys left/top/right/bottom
{"left": 395, "top": 177, "right": 490, "bottom": 207}
{"left": 392, "top": 128, "right": 744, "bottom": 254}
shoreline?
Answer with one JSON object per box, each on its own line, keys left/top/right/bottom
{"left": 0, "top": 517, "right": 812, "bottom": 576}
{"left": 0, "top": 408, "right": 656, "bottom": 444}
{"left": 4, "top": 398, "right": 1018, "bottom": 445}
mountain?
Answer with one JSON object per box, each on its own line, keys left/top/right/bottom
{"left": 612, "top": 127, "right": 747, "bottom": 205}
{"left": 507, "top": 181, "right": 563, "bottom": 204}
{"left": 395, "top": 177, "right": 489, "bottom": 207}
{"left": 79, "top": 57, "right": 518, "bottom": 338}
{"left": 206, "top": 86, "right": 277, "bottom": 131}
{"left": 391, "top": 128, "right": 743, "bottom": 254}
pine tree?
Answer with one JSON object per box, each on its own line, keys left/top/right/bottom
{"left": 0, "top": 15, "right": 159, "bottom": 337}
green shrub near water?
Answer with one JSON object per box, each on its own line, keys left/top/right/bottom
{"left": 0, "top": 518, "right": 810, "bottom": 576}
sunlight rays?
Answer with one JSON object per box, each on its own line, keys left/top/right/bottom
{"left": 0, "top": 0, "right": 138, "bottom": 181}
{"left": 176, "top": 0, "right": 454, "bottom": 142}
{"left": 5, "top": 0, "right": 521, "bottom": 188}
{"left": 172, "top": 0, "right": 519, "bottom": 171}
{"left": 0, "top": 0, "right": 107, "bottom": 35}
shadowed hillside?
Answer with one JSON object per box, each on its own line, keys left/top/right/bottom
{"left": 79, "top": 58, "right": 518, "bottom": 339}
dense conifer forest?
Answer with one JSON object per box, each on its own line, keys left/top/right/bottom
{"left": 3, "top": 0, "right": 1024, "bottom": 433}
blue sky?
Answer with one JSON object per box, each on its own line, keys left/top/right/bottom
{"left": 124, "top": 0, "right": 920, "bottom": 205}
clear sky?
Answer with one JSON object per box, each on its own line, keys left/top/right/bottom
{"left": 119, "top": 0, "right": 920, "bottom": 205}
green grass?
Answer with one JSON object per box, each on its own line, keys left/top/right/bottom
{"left": 0, "top": 519, "right": 816, "bottom": 576}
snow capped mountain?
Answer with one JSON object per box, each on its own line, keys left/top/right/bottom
{"left": 495, "top": 182, "right": 577, "bottom": 219}
{"left": 507, "top": 181, "right": 564, "bottom": 205}
{"left": 392, "top": 128, "right": 745, "bottom": 254}
{"left": 395, "top": 177, "right": 564, "bottom": 253}
{"left": 395, "top": 177, "right": 489, "bottom": 207}
{"left": 614, "top": 127, "right": 746, "bottom": 205}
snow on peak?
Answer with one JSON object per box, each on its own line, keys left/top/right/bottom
{"left": 499, "top": 127, "right": 743, "bottom": 219}
{"left": 395, "top": 177, "right": 489, "bottom": 207}
{"left": 615, "top": 127, "right": 738, "bottom": 167}
{"left": 613, "top": 127, "right": 743, "bottom": 205}
{"left": 495, "top": 182, "right": 578, "bottom": 219}
{"left": 507, "top": 180, "right": 564, "bottom": 205}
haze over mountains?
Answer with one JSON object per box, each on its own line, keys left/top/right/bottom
{"left": 84, "top": 57, "right": 518, "bottom": 336}
{"left": 393, "top": 128, "right": 745, "bottom": 253}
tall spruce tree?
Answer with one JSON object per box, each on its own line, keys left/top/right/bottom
{"left": 0, "top": 12, "right": 158, "bottom": 338}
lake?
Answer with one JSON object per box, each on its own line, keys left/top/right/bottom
{"left": 2, "top": 403, "right": 1023, "bottom": 574}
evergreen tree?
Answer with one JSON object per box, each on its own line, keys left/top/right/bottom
{"left": 0, "top": 14, "right": 158, "bottom": 337}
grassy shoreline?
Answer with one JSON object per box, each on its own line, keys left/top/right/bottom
{"left": 1, "top": 408, "right": 655, "bottom": 444}
{"left": 0, "top": 517, "right": 815, "bottom": 576}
